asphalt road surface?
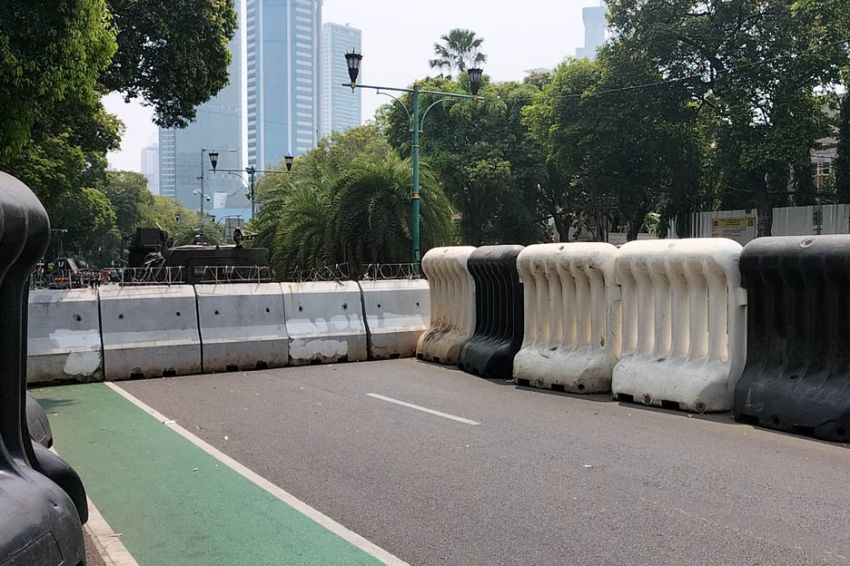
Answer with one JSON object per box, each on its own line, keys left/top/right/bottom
{"left": 118, "top": 359, "right": 850, "bottom": 566}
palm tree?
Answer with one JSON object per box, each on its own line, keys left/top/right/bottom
{"left": 330, "top": 155, "right": 454, "bottom": 277}
{"left": 429, "top": 29, "right": 487, "bottom": 79}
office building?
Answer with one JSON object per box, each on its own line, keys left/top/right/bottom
{"left": 247, "top": 0, "right": 322, "bottom": 170}
{"left": 140, "top": 144, "right": 160, "bottom": 195}
{"left": 320, "top": 22, "right": 361, "bottom": 139}
{"left": 576, "top": 5, "right": 606, "bottom": 59}
{"left": 158, "top": 2, "right": 244, "bottom": 211}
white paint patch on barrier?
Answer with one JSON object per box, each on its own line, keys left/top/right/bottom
{"left": 513, "top": 243, "right": 620, "bottom": 393}
{"left": 195, "top": 283, "right": 288, "bottom": 372}
{"left": 612, "top": 239, "right": 747, "bottom": 412}
{"left": 360, "top": 280, "right": 430, "bottom": 360}
{"left": 283, "top": 281, "right": 368, "bottom": 365}
{"left": 416, "top": 246, "right": 476, "bottom": 365}
{"left": 99, "top": 285, "right": 202, "bottom": 380}
{"left": 27, "top": 288, "right": 102, "bottom": 384}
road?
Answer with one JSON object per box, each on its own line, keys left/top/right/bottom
{"left": 37, "top": 359, "right": 850, "bottom": 565}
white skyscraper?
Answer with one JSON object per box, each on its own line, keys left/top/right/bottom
{"left": 576, "top": 5, "right": 606, "bottom": 59}
{"left": 247, "top": 0, "right": 322, "bottom": 170}
{"left": 140, "top": 144, "right": 160, "bottom": 195}
{"left": 320, "top": 22, "right": 362, "bottom": 139}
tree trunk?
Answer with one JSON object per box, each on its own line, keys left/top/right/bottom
{"left": 627, "top": 203, "right": 650, "bottom": 241}
{"left": 552, "top": 210, "right": 571, "bottom": 242}
{"left": 755, "top": 178, "right": 773, "bottom": 238}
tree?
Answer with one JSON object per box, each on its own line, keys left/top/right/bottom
{"left": 0, "top": 0, "right": 116, "bottom": 157}
{"left": 255, "top": 127, "right": 454, "bottom": 278}
{"left": 137, "top": 195, "right": 223, "bottom": 246}
{"left": 429, "top": 29, "right": 487, "bottom": 78}
{"left": 524, "top": 48, "right": 704, "bottom": 241}
{"left": 380, "top": 76, "right": 550, "bottom": 245}
{"left": 49, "top": 187, "right": 121, "bottom": 265}
{"left": 606, "top": 0, "right": 850, "bottom": 235}
{"left": 102, "top": 0, "right": 238, "bottom": 128}
{"left": 99, "top": 171, "right": 154, "bottom": 246}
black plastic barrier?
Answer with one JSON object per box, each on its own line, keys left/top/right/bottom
{"left": 734, "top": 235, "right": 850, "bottom": 442}
{"left": 458, "top": 245, "right": 524, "bottom": 379}
{"left": 0, "top": 172, "right": 86, "bottom": 565}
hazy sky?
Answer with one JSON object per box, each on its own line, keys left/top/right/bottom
{"left": 104, "top": 0, "right": 602, "bottom": 172}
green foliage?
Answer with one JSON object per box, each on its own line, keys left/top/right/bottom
{"left": 380, "top": 77, "right": 550, "bottom": 245}
{"left": 99, "top": 170, "right": 154, "bottom": 245}
{"left": 255, "top": 126, "right": 454, "bottom": 278}
{"left": 102, "top": 0, "right": 238, "bottom": 128}
{"left": 429, "top": 29, "right": 487, "bottom": 78}
{"left": 137, "top": 195, "right": 222, "bottom": 246}
{"left": 49, "top": 187, "right": 121, "bottom": 265}
{"left": 606, "top": 0, "right": 850, "bottom": 235}
{"left": 0, "top": 0, "right": 116, "bottom": 156}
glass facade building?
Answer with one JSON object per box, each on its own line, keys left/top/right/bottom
{"left": 320, "top": 22, "right": 362, "bottom": 139}
{"left": 247, "top": 0, "right": 322, "bottom": 170}
{"left": 575, "top": 6, "right": 606, "bottom": 59}
{"left": 158, "top": 1, "right": 244, "bottom": 212}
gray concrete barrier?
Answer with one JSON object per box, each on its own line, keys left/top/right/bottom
{"left": 359, "top": 280, "right": 430, "bottom": 360}
{"left": 27, "top": 288, "right": 102, "bottom": 383}
{"left": 196, "top": 283, "right": 289, "bottom": 372}
{"left": 283, "top": 281, "right": 368, "bottom": 365}
{"left": 99, "top": 285, "right": 202, "bottom": 379}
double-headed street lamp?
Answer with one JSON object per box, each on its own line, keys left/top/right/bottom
{"left": 208, "top": 154, "right": 294, "bottom": 219}
{"left": 343, "top": 50, "right": 483, "bottom": 270}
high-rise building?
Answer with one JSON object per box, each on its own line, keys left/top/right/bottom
{"left": 247, "top": 0, "right": 322, "bottom": 170}
{"left": 140, "top": 144, "right": 160, "bottom": 195}
{"left": 576, "top": 5, "right": 606, "bottom": 59}
{"left": 158, "top": 2, "right": 244, "bottom": 211}
{"left": 320, "top": 22, "right": 361, "bottom": 139}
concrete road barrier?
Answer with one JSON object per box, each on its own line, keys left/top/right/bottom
{"left": 27, "top": 288, "right": 102, "bottom": 383}
{"left": 359, "top": 279, "right": 430, "bottom": 360}
{"left": 735, "top": 235, "right": 850, "bottom": 442}
{"left": 99, "top": 285, "right": 202, "bottom": 379}
{"left": 612, "top": 239, "right": 746, "bottom": 412}
{"left": 416, "top": 246, "right": 477, "bottom": 365}
{"left": 458, "top": 245, "right": 525, "bottom": 380}
{"left": 513, "top": 243, "right": 620, "bottom": 393}
{"left": 196, "top": 283, "right": 289, "bottom": 372}
{"left": 283, "top": 281, "right": 368, "bottom": 365}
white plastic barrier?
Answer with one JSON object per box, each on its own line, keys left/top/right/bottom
{"left": 99, "top": 285, "right": 202, "bottom": 379}
{"left": 359, "top": 280, "right": 430, "bottom": 360}
{"left": 513, "top": 243, "right": 620, "bottom": 392}
{"left": 283, "top": 281, "right": 367, "bottom": 365}
{"left": 612, "top": 239, "right": 746, "bottom": 412}
{"left": 416, "top": 246, "right": 476, "bottom": 365}
{"left": 27, "top": 288, "right": 102, "bottom": 383}
{"left": 196, "top": 283, "right": 288, "bottom": 372}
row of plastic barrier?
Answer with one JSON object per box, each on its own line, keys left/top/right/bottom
{"left": 419, "top": 237, "right": 850, "bottom": 443}
{"left": 27, "top": 280, "right": 430, "bottom": 383}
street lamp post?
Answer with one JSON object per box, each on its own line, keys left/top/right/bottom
{"left": 343, "top": 50, "right": 482, "bottom": 270}
{"left": 200, "top": 148, "right": 236, "bottom": 225}
{"left": 210, "top": 155, "right": 294, "bottom": 219}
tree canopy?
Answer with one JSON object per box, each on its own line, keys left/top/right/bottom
{"left": 254, "top": 126, "right": 454, "bottom": 278}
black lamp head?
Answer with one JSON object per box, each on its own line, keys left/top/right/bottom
{"left": 345, "top": 50, "right": 363, "bottom": 90}
{"left": 468, "top": 68, "right": 483, "bottom": 96}
{"left": 208, "top": 151, "right": 219, "bottom": 171}
{"left": 284, "top": 154, "right": 294, "bottom": 171}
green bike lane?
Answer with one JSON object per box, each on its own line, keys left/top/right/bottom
{"left": 32, "top": 383, "right": 390, "bottom": 566}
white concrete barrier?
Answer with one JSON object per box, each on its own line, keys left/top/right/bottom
{"left": 99, "top": 285, "right": 202, "bottom": 379}
{"left": 416, "top": 246, "right": 476, "bottom": 365}
{"left": 282, "top": 281, "right": 367, "bottom": 365}
{"left": 513, "top": 243, "right": 620, "bottom": 392}
{"left": 27, "top": 288, "right": 102, "bottom": 383}
{"left": 612, "top": 239, "right": 746, "bottom": 412}
{"left": 195, "top": 283, "right": 288, "bottom": 372}
{"left": 359, "top": 280, "right": 430, "bottom": 360}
